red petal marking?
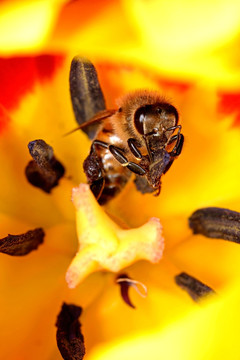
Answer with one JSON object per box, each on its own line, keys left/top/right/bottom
{"left": 0, "top": 54, "right": 65, "bottom": 110}
{"left": 0, "top": 104, "right": 11, "bottom": 134}
{"left": 53, "top": 0, "right": 113, "bottom": 37}
{"left": 35, "top": 55, "right": 65, "bottom": 81}
{"left": 95, "top": 62, "right": 192, "bottom": 107}
{"left": 218, "top": 92, "right": 240, "bottom": 126}
{"left": 157, "top": 78, "right": 191, "bottom": 93}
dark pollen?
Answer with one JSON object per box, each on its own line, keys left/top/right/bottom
{"left": 189, "top": 207, "right": 240, "bottom": 244}
{"left": 0, "top": 228, "right": 44, "bottom": 256}
{"left": 70, "top": 56, "right": 106, "bottom": 139}
{"left": 25, "top": 139, "right": 65, "bottom": 193}
{"left": 56, "top": 302, "right": 85, "bottom": 360}
{"left": 175, "top": 272, "right": 215, "bottom": 302}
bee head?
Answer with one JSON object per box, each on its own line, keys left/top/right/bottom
{"left": 134, "top": 103, "right": 178, "bottom": 137}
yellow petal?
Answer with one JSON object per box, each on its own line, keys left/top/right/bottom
{"left": 125, "top": 0, "right": 240, "bottom": 85}
{"left": 0, "top": 1, "right": 66, "bottom": 55}
{"left": 87, "top": 284, "right": 240, "bottom": 360}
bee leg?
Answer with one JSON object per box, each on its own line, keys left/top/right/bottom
{"left": 83, "top": 152, "right": 105, "bottom": 199}
{"left": 90, "top": 139, "right": 108, "bottom": 153}
{"left": 90, "top": 140, "right": 146, "bottom": 176}
{"left": 83, "top": 141, "right": 107, "bottom": 199}
{"left": 127, "top": 138, "right": 142, "bottom": 159}
{"left": 169, "top": 133, "right": 184, "bottom": 157}
{"left": 90, "top": 177, "right": 105, "bottom": 200}
{"left": 163, "top": 159, "right": 174, "bottom": 174}
{"left": 126, "top": 162, "right": 146, "bottom": 175}
{"left": 166, "top": 125, "right": 183, "bottom": 156}
{"left": 163, "top": 132, "right": 184, "bottom": 174}
{"left": 108, "top": 145, "right": 146, "bottom": 176}
{"left": 134, "top": 176, "right": 155, "bottom": 194}
{"left": 154, "top": 184, "right": 161, "bottom": 196}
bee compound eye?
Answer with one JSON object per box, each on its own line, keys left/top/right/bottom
{"left": 134, "top": 107, "right": 146, "bottom": 135}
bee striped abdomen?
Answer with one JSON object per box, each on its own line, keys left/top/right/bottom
{"left": 83, "top": 122, "right": 131, "bottom": 205}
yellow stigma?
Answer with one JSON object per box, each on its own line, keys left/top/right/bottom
{"left": 66, "top": 184, "right": 164, "bottom": 288}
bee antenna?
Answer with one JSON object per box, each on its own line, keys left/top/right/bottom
{"left": 63, "top": 126, "right": 81, "bottom": 137}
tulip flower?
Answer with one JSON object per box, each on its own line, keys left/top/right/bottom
{"left": 0, "top": 1, "right": 240, "bottom": 360}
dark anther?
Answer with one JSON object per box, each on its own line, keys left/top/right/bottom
{"left": 0, "top": 228, "right": 44, "bottom": 256}
{"left": 175, "top": 272, "right": 215, "bottom": 302}
{"left": 116, "top": 274, "right": 136, "bottom": 309}
{"left": 25, "top": 139, "right": 65, "bottom": 193}
{"left": 116, "top": 273, "right": 148, "bottom": 309}
{"left": 56, "top": 302, "right": 85, "bottom": 360}
{"left": 70, "top": 57, "right": 106, "bottom": 139}
{"left": 189, "top": 207, "right": 240, "bottom": 244}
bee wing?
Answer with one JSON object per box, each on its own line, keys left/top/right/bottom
{"left": 65, "top": 109, "right": 117, "bottom": 136}
{"left": 70, "top": 57, "right": 106, "bottom": 139}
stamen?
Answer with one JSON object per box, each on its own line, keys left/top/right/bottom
{"left": 0, "top": 228, "right": 44, "bottom": 256}
{"left": 175, "top": 272, "right": 215, "bottom": 302}
{"left": 25, "top": 139, "right": 65, "bottom": 193}
{"left": 56, "top": 302, "right": 85, "bottom": 360}
{"left": 116, "top": 273, "right": 148, "bottom": 309}
{"left": 189, "top": 207, "right": 240, "bottom": 243}
{"left": 70, "top": 57, "right": 106, "bottom": 139}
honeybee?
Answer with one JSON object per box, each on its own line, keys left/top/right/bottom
{"left": 71, "top": 93, "right": 183, "bottom": 205}
{"left": 69, "top": 58, "right": 184, "bottom": 205}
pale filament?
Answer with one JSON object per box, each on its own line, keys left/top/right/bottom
{"left": 116, "top": 277, "right": 148, "bottom": 298}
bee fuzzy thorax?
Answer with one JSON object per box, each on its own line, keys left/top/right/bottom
{"left": 116, "top": 89, "right": 168, "bottom": 112}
